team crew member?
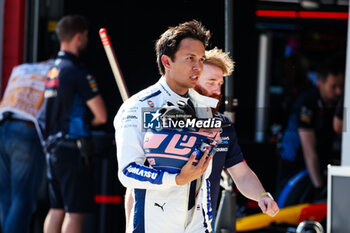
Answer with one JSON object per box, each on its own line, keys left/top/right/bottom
{"left": 276, "top": 55, "right": 344, "bottom": 204}
{"left": 194, "top": 48, "right": 279, "bottom": 227}
{"left": 0, "top": 61, "right": 51, "bottom": 233}
{"left": 115, "top": 20, "right": 220, "bottom": 233}
{"left": 333, "top": 90, "right": 344, "bottom": 134}
{"left": 42, "top": 15, "right": 107, "bottom": 233}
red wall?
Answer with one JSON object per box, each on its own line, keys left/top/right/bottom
{"left": 1, "top": 0, "right": 26, "bottom": 95}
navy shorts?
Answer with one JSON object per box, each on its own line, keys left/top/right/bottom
{"left": 46, "top": 139, "right": 94, "bottom": 213}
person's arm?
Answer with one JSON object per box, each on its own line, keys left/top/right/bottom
{"left": 227, "top": 162, "right": 279, "bottom": 217}
{"left": 86, "top": 94, "right": 107, "bottom": 126}
{"left": 115, "top": 101, "right": 176, "bottom": 189}
{"left": 333, "top": 116, "right": 343, "bottom": 134}
{"left": 125, "top": 188, "right": 134, "bottom": 231}
{"left": 298, "top": 128, "right": 323, "bottom": 188}
{"left": 75, "top": 73, "right": 107, "bottom": 126}
{"left": 333, "top": 91, "right": 344, "bottom": 134}
{"left": 122, "top": 155, "right": 211, "bottom": 223}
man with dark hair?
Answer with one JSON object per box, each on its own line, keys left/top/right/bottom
{"left": 115, "top": 20, "right": 219, "bottom": 233}
{"left": 55, "top": 15, "right": 89, "bottom": 43}
{"left": 276, "top": 54, "right": 345, "bottom": 206}
{"left": 155, "top": 20, "right": 210, "bottom": 76}
{"left": 42, "top": 15, "right": 107, "bottom": 233}
{"left": 123, "top": 47, "right": 279, "bottom": 233}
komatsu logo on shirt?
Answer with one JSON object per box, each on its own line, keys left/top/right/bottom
{"left": 126, "top": 166, "right": 158, "bottom": 180}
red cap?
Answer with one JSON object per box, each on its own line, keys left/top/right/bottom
{"left": 99, "top": 28, "right": 107, "bottom": 35}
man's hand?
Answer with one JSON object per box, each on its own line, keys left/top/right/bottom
{"left": 175, "top": 150, "right": 212, "bottom": 186}
{"left": 258, "top": 196, "right": 279, "bottom": 217}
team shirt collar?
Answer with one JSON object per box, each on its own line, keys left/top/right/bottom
{"left": 158, "top": 76, "right": 188, "bottom": 104}
{"left": 57, "top": 51, "right": 79, "bottom": 64}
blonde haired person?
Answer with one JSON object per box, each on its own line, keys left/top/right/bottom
{"left": 195, "top": 48, "right": 279, "bottom": 231}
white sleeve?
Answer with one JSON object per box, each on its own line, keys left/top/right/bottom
{"left": 114, "top": 99, "right": 178, "bottom": 189}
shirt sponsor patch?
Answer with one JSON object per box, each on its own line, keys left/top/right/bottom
{"left": 216, "top": 147, "right": 228, "bottom": 152}
{"left": 219, "top": 136, "right": 230, "bottom": 145}
{"left": 300, "top": 106, "right": 312, "bottom": 123}
{"left": 123, "top": 162, "right": 164, "bottom": 184}
{"left": 121, "top": 115, "right": 138, "bottom": 122}
{"left": 45, "top": 67, "right": 60, "bottom": 88}
{"left": 44, "top": 89, "right": 57, "bottom": 98}
{"left": 47, "top": 67, "right": 60, "bottom": 79}
{"left": 86, "top": 75, "right": 98, "bottom": 92}
{"left": 148, "top": 100, "right": 155, "bottom": 108}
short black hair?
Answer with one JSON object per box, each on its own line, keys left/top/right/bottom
{"left": 56, "top": 15, "right": 88, "bottom": 42}
{"left": 155, "top": 20, "right": 211, "bottom": 75}
{"left": 317, "top": 53, "right": 345, "bottom": 82}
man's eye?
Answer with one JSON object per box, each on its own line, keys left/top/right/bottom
{"left": 200, "top": 57, "right": 206, "bottom": 62}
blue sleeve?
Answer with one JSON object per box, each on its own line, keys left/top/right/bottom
{"left": 224, "top": 125, "right": 244, "bottom": 169}
{"left": 74, "top": 69, "right": 99, "bottom": 101}
{"left": 294, "top": 93, "right": 316, "bottom": 129}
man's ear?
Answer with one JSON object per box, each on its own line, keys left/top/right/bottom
{"left": 316, "top": 79, "right": 322, "bottom": 89}
{"left": 161, "top": 55, "right": 171, "bottom": 70}
{"left": 72, "top": 33, "right": 81, "bottom": 44}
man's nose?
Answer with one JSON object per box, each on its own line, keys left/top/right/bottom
{"left": 193, "top": 60, "right": 202, "bottom": 72}
{"left": 213, "top": 86, "right": 221, "bottom": 95}
{"left": 336, "top": 87, "right": 342, "bottom": 96}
